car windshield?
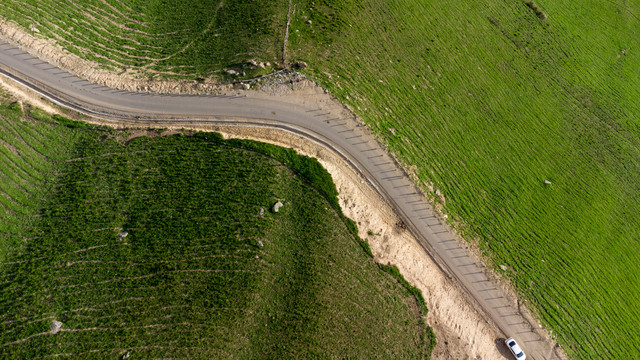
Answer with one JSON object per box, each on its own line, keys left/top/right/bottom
{"left": 508, "top": 341, "right": 516, "bottom": 347}
{"left": 517, "top": 351, "right": 524, "bottom": 357}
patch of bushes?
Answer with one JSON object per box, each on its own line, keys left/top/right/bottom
{"left": 226, "top": 138, "right": 339, "bottom": 209}
{"left": 524, "top": 0, "right": 547, "bottom": 21}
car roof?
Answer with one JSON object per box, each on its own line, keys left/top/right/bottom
{"left": 511, "top": 342, "right": 523, "bottom": 352}
{"left": 506, "top": 338, "right": 524, "bottom": 353}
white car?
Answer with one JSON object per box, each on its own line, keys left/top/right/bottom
{"left": 505, "top": 337, "right": 526, "bottom": 359}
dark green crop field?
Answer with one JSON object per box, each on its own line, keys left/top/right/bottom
{"left": 0, "top": 100, "right": 433, "bottom": 358}
{"left": 1, "top": 0, "right": 640, "bottom": 358}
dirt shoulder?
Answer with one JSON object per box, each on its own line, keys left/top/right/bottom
{"left": 0, "top": 19, "right": 566, "bottom": 359}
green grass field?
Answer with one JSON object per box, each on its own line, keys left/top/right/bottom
{"left": 289, "top": 2, "right": 640, "bottom": 358}
{"left": 0, "top": 100, "right": 433, "bottom": 358}
{"left": 1, "top": 0, "right": 640, "bottom": 358}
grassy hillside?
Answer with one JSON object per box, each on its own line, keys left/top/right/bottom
{"left": 290, "top": 1, "right": 640, "bottom": 359}
{"left": 0, "top": 0, "right": 287, "bottom": 77}
{"left": 0, "top": 101, "right": 433, "bottom": 358}
{"left": 1, "top": 0, "right": 640, "bottom": 358}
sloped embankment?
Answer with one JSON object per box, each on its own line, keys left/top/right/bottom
{"left": 0, "top": 102, "right": 433, "bottom": 358}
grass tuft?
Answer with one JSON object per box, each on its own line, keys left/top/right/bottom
{"left": 524, "top": 0, "right": 547, "bottom": 21}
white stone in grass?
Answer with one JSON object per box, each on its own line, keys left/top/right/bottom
{"left": 257, "top": 240, "right": 264, "bottom": 247}
{"left": 118, "top": 231, "right": 128, "bottom": 241}
{"left": 272, "top": 201, "right": 284, "bottom": 213}
{"left": 259, "top": 207, "right": 265, "bottom": 217}
{"left": 544, "top": 179, "right": 552, "bottom": 185}
{"left": 51, "top": 320, "right": 62, "bottom": 334}
{"left": 500, "top": 265, "right": 508, "bottom": 271}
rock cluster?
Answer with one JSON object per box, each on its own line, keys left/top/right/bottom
{"left": 272, "top": 201, "right": 284, "bottom": 213}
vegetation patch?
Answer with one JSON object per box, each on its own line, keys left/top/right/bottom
{"left": 0, "top": 100, "right": 432, "bottom": 358}
{"left": 524, "top": 0, "right": 547, "bottom": 21}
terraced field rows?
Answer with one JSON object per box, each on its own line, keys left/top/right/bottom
{"left": 0, "top": 0, "right": 287, "bottom": 76}
{"left": 0, "top": 101, "right": 80, "bottom": 264}
{"left": 0, "top": 104, "right": 433, "bottom": 358}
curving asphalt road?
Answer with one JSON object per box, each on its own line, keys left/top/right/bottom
{"left": 0, "top": 41, "right": 559, "bottom": 359}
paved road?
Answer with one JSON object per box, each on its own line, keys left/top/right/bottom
{"left": 0, "top": 41, "right": 558, "bottom": 359}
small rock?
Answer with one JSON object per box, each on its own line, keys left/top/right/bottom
{"left": 29, "top": 24, "right": 40, "bottom": 33}
{"left": 500, "top": 265, "right": 508, "bottom": 271}
{"left": 257, "top": 240, "right": 264, "bottom": 247}
{"left": 249, "top": 59, "right": 258, "bottom": 67}
{"left": 544, "top": 179, "right": 552, "bottom": 185}
{"left": 259, "top": 207, "right": 265, "bottom": 217}
{"left": 122, "top": 350, "right": 131, "bottom": 359}
{"left": 272, "top": 201, "right": 284, "bottom": 213}
{"left": 241, "top": 83, "right": 250, "bottom": 90}
{"left": 51, "top": 320, "right": 63, "bottom": 334}
{"left": 266, "top": 62, "right": 271, "bottom": 67}
{"left": 118, "top": 231, "right": 128, "bottom": 241}
{"left": 435, "top": 189, "right": 441, "bottom": 196}
{"left": 226, "top": 69, "right": 238, "bottom": 76}
{"left": 294, "top": 61, "right": 308, "bottom": 69}
{"left": 306, "top": 20, "right": 312, "bottom": 24}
